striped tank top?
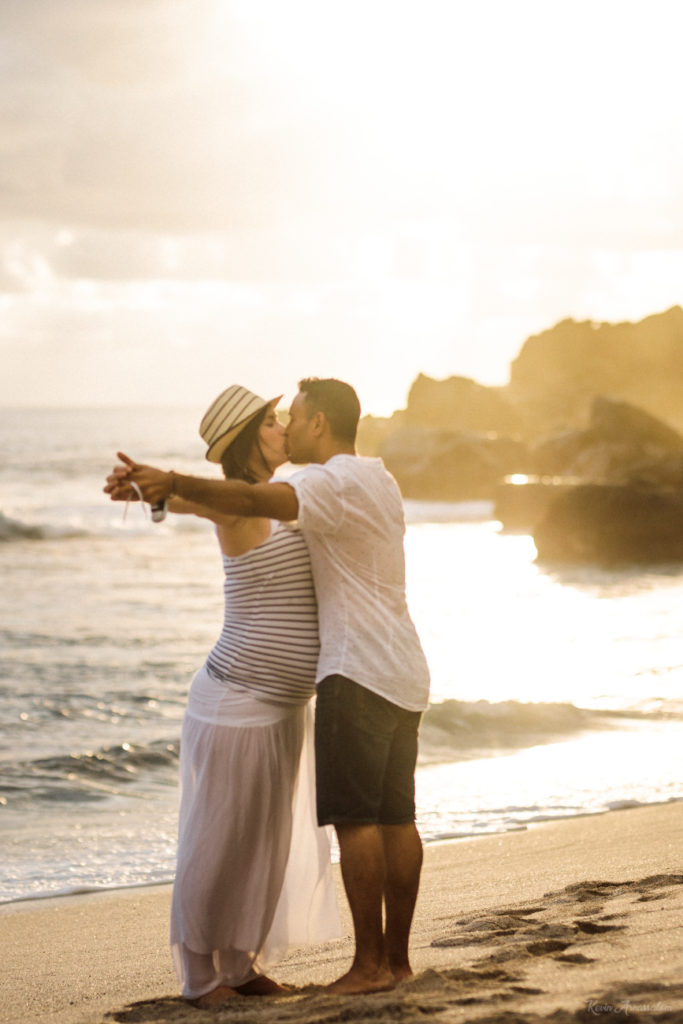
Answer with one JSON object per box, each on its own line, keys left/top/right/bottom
{"left": 205, "top": 522, "right": 319, "bottom": 703}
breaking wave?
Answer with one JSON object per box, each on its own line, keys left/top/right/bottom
{"left": 2, "top": 698, "right": 672, "bottom": 809}
{"left": 0, "top": 511, "right": 49, "bottom": 541}
{"left": 0, "top": 738, "right": 179, "bottom": 807}
{"left": 417, "top": 698, "right": 654, "bottom": 764}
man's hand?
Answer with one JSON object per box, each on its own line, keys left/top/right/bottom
{"left": 103, "top": 452, "right": 174, "bottom": 505}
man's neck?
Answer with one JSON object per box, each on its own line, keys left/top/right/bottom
{"left": 319, "top": 441, "right": 357, "bottom": 464}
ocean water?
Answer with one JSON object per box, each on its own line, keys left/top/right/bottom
{"left": 1, "top": 406, "right": 682, "bottom": 904}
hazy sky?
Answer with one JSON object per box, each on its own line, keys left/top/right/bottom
{"left": 2, "top": 0, "right": 683, "bottom": 415}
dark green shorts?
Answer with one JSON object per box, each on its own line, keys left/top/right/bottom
{"left": 314, "top": 674, "right": 421, "bottom": 827}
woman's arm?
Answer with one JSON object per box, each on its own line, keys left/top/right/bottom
{"left": 167, "top": 496, "right": 241, "bottom": 527}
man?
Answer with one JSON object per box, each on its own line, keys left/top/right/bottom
{"left": 106, "top": 378, "right": 430, "bottom": 995}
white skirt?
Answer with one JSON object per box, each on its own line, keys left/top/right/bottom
{"left": 170, "top": 664, "right": 340, "bottom": 998}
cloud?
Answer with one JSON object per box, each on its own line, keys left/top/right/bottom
{"left": 1, "top": 0, "right": 682, "bottom": 412}
{"left": 2, "top": 0, "right": 681, "bottom": 246}
{"left": 0, "top": 0, "right": 301, "bottom": 230}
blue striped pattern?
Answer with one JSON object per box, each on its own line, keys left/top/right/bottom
{"left": 206, "top": 523, "right": 319, "bottom": 702}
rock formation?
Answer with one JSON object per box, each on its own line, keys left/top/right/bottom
{"left": 507, "top": 305, "right": 683, "bottom": 436}
{"left": 494, "top": 395, "right": 683, "bottom": 536}
{"left": 529, "top": 395, "right": 683, "bottom": 486}
{"left": 404, "top": 374, "right": 522, "bottom": 434}
{"left": 357, "top": 306, "right": 683, "bottom": 562}
{"left": 533, "top": 485, "right": 683, "bottom": 565}
{"left": 381, "top": 428, "right": 528, "bottom": 502}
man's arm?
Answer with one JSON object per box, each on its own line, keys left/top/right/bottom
{"left": 105, "top": 452, "right": 300, "bottom": 521}
{"left": 169, "top": 473, "right": 299, "bottom": 521}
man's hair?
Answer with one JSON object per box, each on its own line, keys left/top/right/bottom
{"left": 298, "top": 378, "right": 361, "bottom": 444}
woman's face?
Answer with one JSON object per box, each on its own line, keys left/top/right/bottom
{"left": 253, "top": 405, "right": 287, "bottom": 474}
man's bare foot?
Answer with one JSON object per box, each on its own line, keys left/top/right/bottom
{"left": 189, "top": 984, "right": 238, "bottom": 1008}
{"left": 325, "top": 965, "right": 396, "bottom": 995}
{"left": 235, "top": 975, "right": 290, "bottom": 996}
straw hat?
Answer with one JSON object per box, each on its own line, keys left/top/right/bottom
{"left": 200, "top": 385, "right": 283, "bottom": 463}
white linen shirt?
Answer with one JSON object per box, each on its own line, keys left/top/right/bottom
{"left": 288, "top": 454, "right": 430, "bottom": 712}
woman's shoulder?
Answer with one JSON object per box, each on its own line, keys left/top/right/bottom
{"left": 217, "top": 516, "right": 273, "bottom": 558}
{"left": 218, "top": 518, "right": 308, "bottom": 560}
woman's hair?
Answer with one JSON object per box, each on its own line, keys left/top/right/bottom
{"left": 219, "top": 405, "right": 270, "bottom": 482}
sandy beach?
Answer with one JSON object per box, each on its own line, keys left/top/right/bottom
{"left": 1, "top": 801, "right": 681, "bottom": 1024}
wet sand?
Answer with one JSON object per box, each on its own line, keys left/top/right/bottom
{"left": 1, "top": 801, "right": 682, "bottom": 1024}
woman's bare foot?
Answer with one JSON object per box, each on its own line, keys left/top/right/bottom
{"left": 189, "top": 984, "right": 238, "bottom": 1009}
{"left": 235, "top": 974, "right": 290, "bottom": 996}
{"left": 325, "top": 965, "right": 396, "bottom": 995}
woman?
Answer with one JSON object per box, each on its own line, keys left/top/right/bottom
{"left": 134, "top": 385, "right": 339, "bottom": 1007}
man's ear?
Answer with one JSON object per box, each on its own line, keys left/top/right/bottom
{"left": 311, "top": 410, "right": 326, "bottom": 436}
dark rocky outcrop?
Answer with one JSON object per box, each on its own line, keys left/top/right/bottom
{"left": 496, "top": 396, "right": 683, "bottom": 536}
{"left": 380, "top": 428, "right": 529, "bottom": 501}
{"left": 494, "top": 477, "right": 579, "bottom": 533}
{"left": 358, "top": 306, "right": 683, "bottom": 561}
{"left": 533, "top": 484, "right": 683, "bottom": 565}
{"left": 529, "top": 395, "right": 683, "bottom": 481}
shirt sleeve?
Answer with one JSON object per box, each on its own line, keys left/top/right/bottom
{"left": 288, "top": 464, "right": 345, "bottom": 534}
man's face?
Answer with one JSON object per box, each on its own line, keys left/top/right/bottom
{"left": 285, "top": 392, "right": 318, "bottom": 464}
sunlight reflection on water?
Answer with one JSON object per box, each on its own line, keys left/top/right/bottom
{"left": 405, "top": 521, "right": 683, "bottom": 712}
{"left": 416, "top": 720, "right": 683, "bottom": 839}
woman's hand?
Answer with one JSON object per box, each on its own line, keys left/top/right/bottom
{"left": 104, "top": 452, "right": 174, "bottom": 505}
{"left": 104, "top": 458, "right": 135, "bottom": 501}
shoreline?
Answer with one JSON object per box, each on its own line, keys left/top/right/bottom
{"left": 3, "top": 796, "right": 681, "bottom": 911}
{"left": 1, "top": 801, "right": 682, "bottom": 1024}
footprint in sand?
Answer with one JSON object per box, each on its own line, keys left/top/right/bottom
{"left": 431, "top": 872, "right": 683, "bottom": 992}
